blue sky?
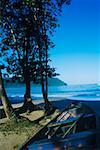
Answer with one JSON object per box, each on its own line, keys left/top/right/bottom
{"left": 51, "top": 0, "right": 100, "bottom": 84}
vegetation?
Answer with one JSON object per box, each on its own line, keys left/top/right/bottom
{"left": 0, "top": 0, "right": 70, "bottom": 118}
{"left": 0, "top": 1, "right": 71, "bottom": 149}
{"left": 0, "top": 67, "right": 18, "bottom": 120}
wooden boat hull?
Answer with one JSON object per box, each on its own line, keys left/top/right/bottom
{"left": 20, "top": 101, "right": 97, "bottom": 150}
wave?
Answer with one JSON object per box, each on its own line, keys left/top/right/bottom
{"left": 0, "top": 84, "right": 99, "bottom": 105}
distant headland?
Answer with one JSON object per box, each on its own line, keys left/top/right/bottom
{"left": 4, "top": 77, "right": 67, "bottom": 86}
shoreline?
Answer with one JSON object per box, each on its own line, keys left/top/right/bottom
{"left": 0, "top": 97, "right": 66, "bottom": 110}
{"left": 0, "top": 95, "right": 100, "bottom": 111}
{"left": 0, "top": 98, "right": 100, "bottom": 150}
{"left": 0, "top": 100, "right": 44, "bottom": 110}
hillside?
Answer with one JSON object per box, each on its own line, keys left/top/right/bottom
{"left": 48, "top": 78, "right": 67, "bottom": 86}
{"left": 4, "top": 78, "right": 67, "bottom": 86}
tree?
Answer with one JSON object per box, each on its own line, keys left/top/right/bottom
{"left": 0, "top": 0, "right": 70, "bottom": 113}
{"left": 0, "top": 0, "right": 39, "bottom": 111}
{"left": 0, "top": 66, "right": 18, "bottom": 121}
{"left": 32, "top": 0, "right": 70, "bottom": 114}
{"left": 0, "top": 28, "right": 19, "bottom": 120}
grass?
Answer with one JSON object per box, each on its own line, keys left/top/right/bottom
{"left": 0, "top": 109, "right": 59, "bottom": 150}
{"left": 0, "top": 120, "right": 31, "bottom": 133}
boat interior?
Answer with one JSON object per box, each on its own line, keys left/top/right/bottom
{"left": 21, "top": 102, "right": 97, "bottom": 149}
{"left": 45, "top": 102, "right": 96, "bottom": 140}
{"left": 27, "top": 102, "right": 96, "bottom": 144}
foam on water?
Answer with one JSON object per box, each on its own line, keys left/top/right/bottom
{"left": 2, "top": 84, "right": 100, "bottom": 104}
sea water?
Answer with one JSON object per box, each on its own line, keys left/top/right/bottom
{"left": 2, "top": 84, "right": 100, "bottom": 104}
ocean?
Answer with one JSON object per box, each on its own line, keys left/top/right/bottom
{"left": 3, "top": 83, "right": 100, "bottom": 104}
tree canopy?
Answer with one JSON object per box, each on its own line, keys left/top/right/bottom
{"left": 0, "top": 0, "right": 71, "bottom": 114}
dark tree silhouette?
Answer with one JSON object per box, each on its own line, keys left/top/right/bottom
{"left": 0, "top": 0, "right": 39, "bottom": 112}
{"left": 0, "top": 30, "right": 19, "bottom": 120}
{"left": 0, "top": 65, "right": 18, "bottom": 120}
{"left": 0, "top": 0, "right": 70, "bottom": 114}
{"left": 32, "top": 0, "right": 70, "bottom": 114}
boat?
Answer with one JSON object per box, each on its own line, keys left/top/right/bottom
{"left": 20, "top": 100, "right": 99, "bottom": 150}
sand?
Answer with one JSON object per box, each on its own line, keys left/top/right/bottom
{"left": 0, "top": 100, "right": 44, "bottom": 110}
{"left": 0, "top": 107, "right": 59, "bottom": 150}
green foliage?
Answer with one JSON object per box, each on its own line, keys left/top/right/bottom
{"left": 0, "top": 0, "right": 70, "bottom": 83}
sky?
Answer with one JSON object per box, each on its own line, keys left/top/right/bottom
{"left": 51, "top": 0, "right": 100, "bottom": 85}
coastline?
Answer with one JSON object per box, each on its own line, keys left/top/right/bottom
{"left": 0, "top": 100, "right": 44, "bottom": 110}
{"left": 0, "top": 97, "right": 66, "bottom": 110}
{"left": 1, "top": 97, "right": 100, "bottom": 150}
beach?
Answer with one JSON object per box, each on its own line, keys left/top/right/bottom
{"left": 0, "top": 98, "right": 100, "bottom": 150}
{"left": 0, "top": 0, "right": 99, "bottom": 149}
{"left": 0, "top": 102, "right": 60, "bottom": 150}
{"left": 0, "top": 84, "right": 100, "bottom": 150}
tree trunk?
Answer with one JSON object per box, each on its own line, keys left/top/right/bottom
{"left": 0, "top": 69, "right": 17, "bottom": 120}
{"left": 22, "top": 34, "right": 36, "bottom": 112}
{"left": 24, "top": 78, "right": 31, "bottom": 104}
{"left": 23, "top": 76, "right": 36, "bottom": 112}
{"left": 45, "top": 38, "right": 48, "bottom": 102}
{"left": 37, "top": 36, "right": 49, "bottom": 104}
{"left": 36, "top": 20, "right": 54, "bottom": 114}
{"left": 41, "top": 75, "right": 48, "bottom": 103}
{"left": 43, "top": 33, "right": 56, "bottom": 115}
{"left": 41, "top": 76, "right": 46, "bottom": 101}
{"left": 41, "top": 74, "right": 55, "bottom": 115}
